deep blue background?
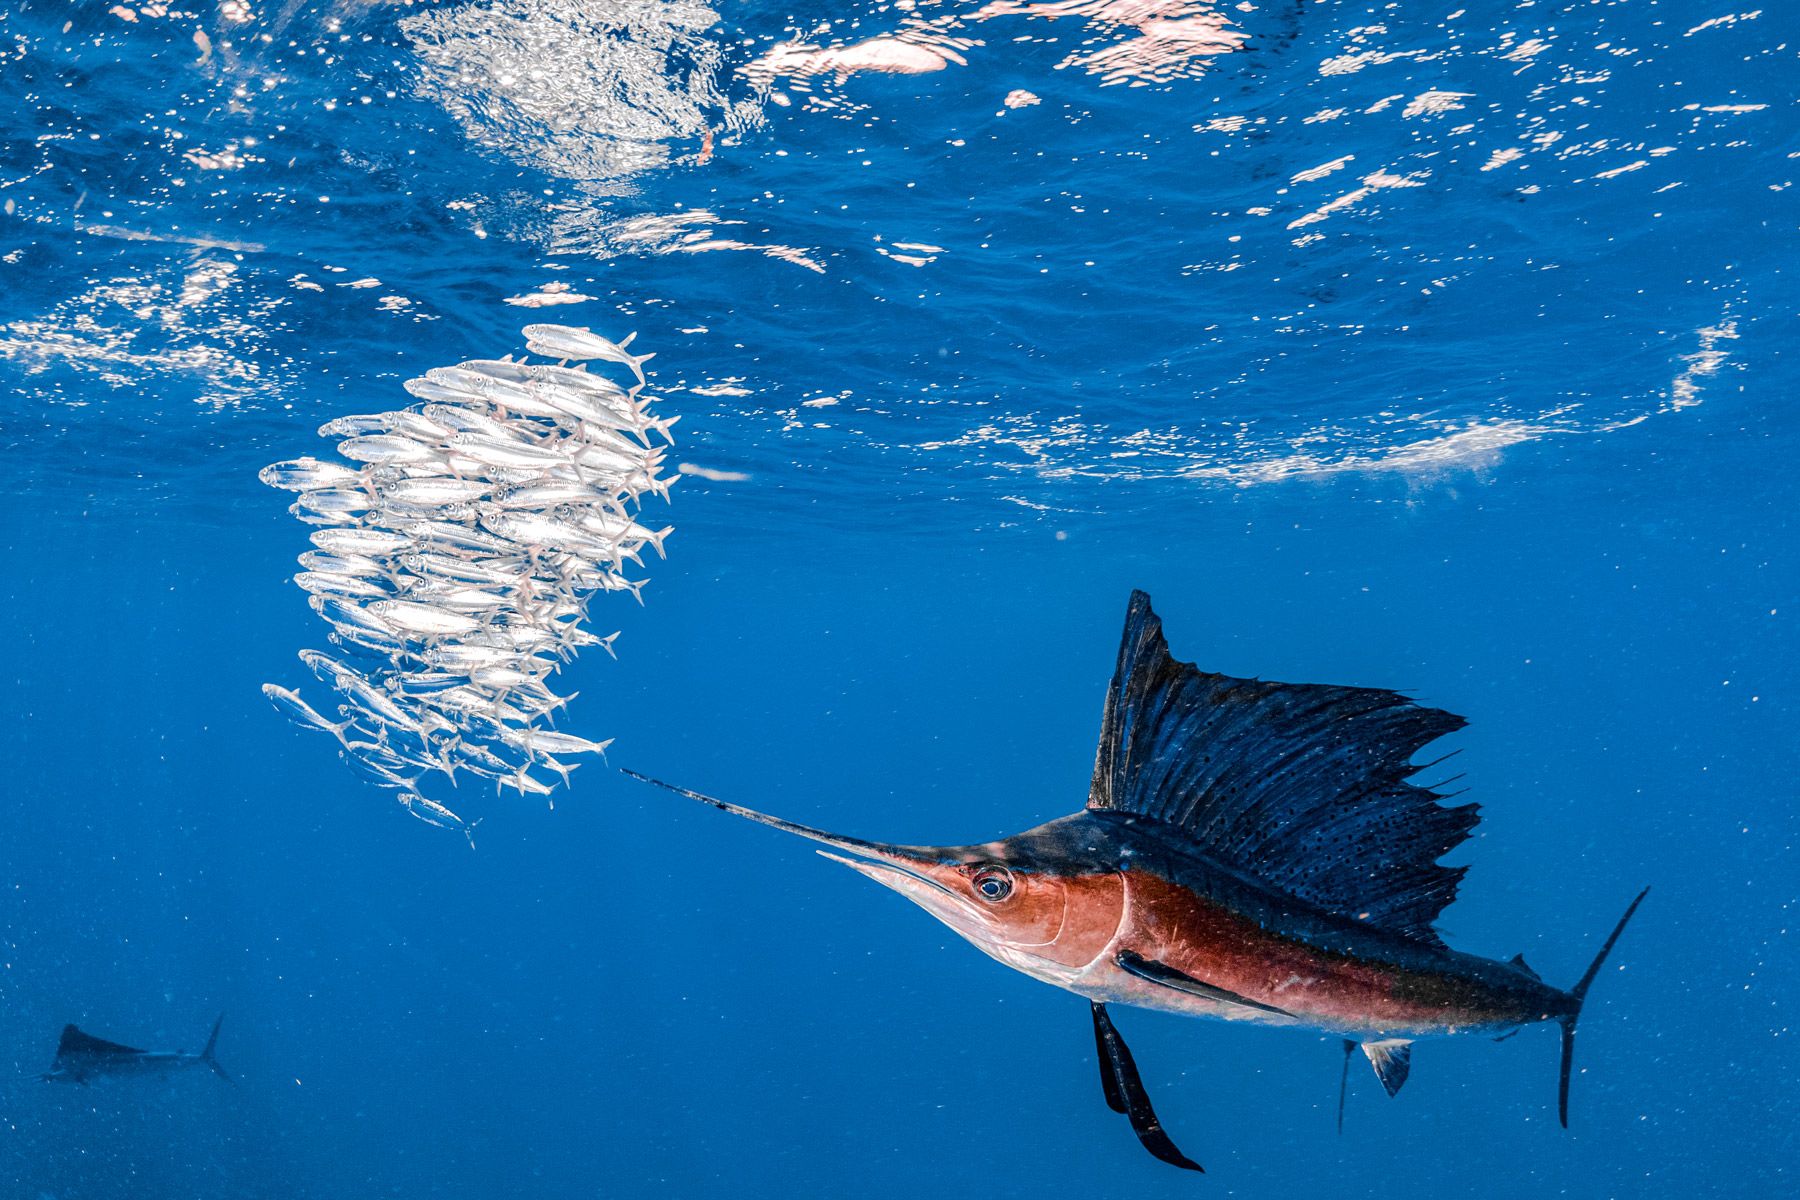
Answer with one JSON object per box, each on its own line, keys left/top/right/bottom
{"left": 2, "top": 0, "right": 1797, "bottom": 1196}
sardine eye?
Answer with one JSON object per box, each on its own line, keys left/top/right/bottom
{"left": 972, "top": 866, "right": 1014, "bottom": 902}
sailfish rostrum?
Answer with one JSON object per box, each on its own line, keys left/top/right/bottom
{"left": 624, "top": 590, "right": 1647, "bottom": 1171}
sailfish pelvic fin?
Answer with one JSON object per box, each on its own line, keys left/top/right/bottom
{"left": 1337, "top": 1039, "right": 1354, "bottom": 1134}
{"left": 1089, "top": 1002, "right": 1203, "bottom": 1173}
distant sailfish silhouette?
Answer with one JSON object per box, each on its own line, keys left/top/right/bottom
{"left": 44, "top": 1014, "right": 232, "bottom": 1085}
{"left": 625, "top": 591, "right": 1648, "bottom": 1171}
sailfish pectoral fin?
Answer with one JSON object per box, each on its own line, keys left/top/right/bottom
{"left": 1116, "top": 950, "right": 1296, "bottom": 1017}
{"left": 1089, "top": 1002, "right": 1204, "bottom": 1173}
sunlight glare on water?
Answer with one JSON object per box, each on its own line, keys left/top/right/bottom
{"left": 1, "top": 0, "right": 1788, "bottom": 517}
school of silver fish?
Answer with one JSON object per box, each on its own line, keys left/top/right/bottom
{"left": 259, "top": 323, "right": 673, "bottom": 842}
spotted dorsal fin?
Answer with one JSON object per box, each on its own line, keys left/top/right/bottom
{"left": 1087, "top": 591, "right": 1478, "bottom": 945}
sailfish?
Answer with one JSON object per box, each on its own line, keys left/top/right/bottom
{"left": 624, "top": 590, "right": 1647, "bottom": 1171}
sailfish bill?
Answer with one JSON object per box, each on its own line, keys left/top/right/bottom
{"left": 623, "top": 590, "right": 1648, "bottom": 1171}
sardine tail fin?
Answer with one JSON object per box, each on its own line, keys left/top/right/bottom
{"left": 1558, "top": 886, "right": 1650, "bottom": 1127}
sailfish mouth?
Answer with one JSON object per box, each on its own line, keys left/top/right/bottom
{"left": 813, "top": 847, "right": 961, "bottom": 902}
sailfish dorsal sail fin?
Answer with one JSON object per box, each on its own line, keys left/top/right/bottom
{"left": 1086, "top": 591, "right": 1479, "bottom": 946}
{"left": 57, "top": 1025, "right": 146, "bottom": 1058}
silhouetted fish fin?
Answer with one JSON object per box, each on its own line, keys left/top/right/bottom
{"left": 1511, "top": 953, "right": 1542, "bottom": 981}
{"left": 1091, "top": 1004, "right": 1128, "bottom": 1116}
{"left": 56, "top": 1025, "right": 145, "bottom": 1059}
{"left": 1361, "top": 1039, "right": 1412, "bottom": 1097}
{"left": 1559, "top": 887, "right": 1650, "bottom": 1128}
{"left": 1087, "top": 590, "right": 1477, "bottom": 946}
{"left": 1089, "top": 1002, "right": 1203, "bottom": 1173}
{"left": 201, "top": 1013, "right": 233, "bottom": 1084}
{"left": 1337, "top": 1039, "right": 1355, "bottom": 1134}
{"left": 1116, "top": 950, "right": 1294, "bottom": 1017}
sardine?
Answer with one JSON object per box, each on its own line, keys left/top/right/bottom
{"left": 317, "top": 414, "right": 397, "bottom": 438}
{"left": 391, "top": 671, "right": 471, "bottom": 693}
{"left": 449, "top": 435, "right": 570, "bottom": 469}
{"left": 398, "top": 552, "right": 520, "bottom": 586}
{"left": 397, "top": 792, "right": 480, "bottom": 846}
{"left": 260, "top": 458, "right": 366, "bottom": 492}
{"left": 521, "top": 324, "right": 654, "bottom": 379}
{"left": 339, "top": 435, "right": 442, "bottom": 465}
{"left": 402, "top": 585, "right": 514, "bottom": 614}
{"left": 502, "top": 728, "right": 614, "bottom": 757}
{"left": 298, "top": 550, "right": 389, "bottom": 578}
{"left": 493, "top": 480, "right": 624, "bottom": 510}
{"left": 476, "top": 510, "right": 606, "bottom": 556}
{"left": 495, "top": 766, "right": 556, "bottom": 797}
{"left": 294, "top": 571, "right": 391, "bottom": 601}
{"left": 399, "top": 521, "right": 516, "bottom": 557}
{"left": 386, "top": 410, "right": 457, "bottom": 443}
{"left": 422, "top": 643, "right": 525, "bottom": 672}
{"left": 262, "top": 683, "right": 352, "bottom": 744}
{"left": 321, "top": 663, "right": 420, "bottom": 732}
{"left": 368, "top": 599, "right": 483, "bottom": 637}
{"left": 419, "top": 403, "right": 526, "bottom": 442}
{"left": 380, "top": 478, "right": 492, "bottom": 506}
{"left": 329, "top": 625, "right": 406, "bottom": 656}
{"left": 457, "top": 358, "right": 535, "bottom": 384}
{"left": 310, "top": 595, "right": 396, "bottom": 636}
{"left": 470, "top": 665, "right": 551, "bottom": 690}
{"left": 310, "top": 528, "right": 413, "bottom": 556}
{"left": 524, "top": 363, "right": 635, "bottom": 402}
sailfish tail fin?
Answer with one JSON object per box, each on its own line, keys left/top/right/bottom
{"left": 201, "top": 1013, "right": 234, "bottom": 1085}
{"left": 1557, "top": 888, "right": 1649, "bottom": 1127}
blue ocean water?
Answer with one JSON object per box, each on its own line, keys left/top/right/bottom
{"left": 2, "top": 0, "right": 1796, "bottom": 1195}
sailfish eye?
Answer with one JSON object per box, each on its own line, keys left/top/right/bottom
{"left": 971, "top": 866, "right": 1015, "bottom": 902}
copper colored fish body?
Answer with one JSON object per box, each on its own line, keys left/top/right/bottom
{"left": 625, "top": 590, "right": 1647, "bottom": 1172}
{"left": 850, "top": 813, "right": 1573, "bottom": 1040}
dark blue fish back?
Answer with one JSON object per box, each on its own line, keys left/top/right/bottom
{"left": 1088, "top": 591, "right": 1478, "bottom": 945}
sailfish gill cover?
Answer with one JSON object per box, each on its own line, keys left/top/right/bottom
{"left": 1, "top": 0, "right": 1795, "bottom": 1198}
